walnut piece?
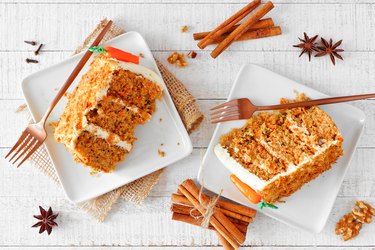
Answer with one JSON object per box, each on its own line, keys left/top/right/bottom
{"left": 335, "top": 213, "right": 362, "bottom": 241}
{"left": 335, "top": 201, "right": 375, "bottom": 241}
{"left": 352, "top": 201, "right": 375, "bottom": 224}
{"left": 181, "top": 25, "right": 188, "bottom": 33}
{"left": 167, "top": 52, "right": 188, "bottom": 67}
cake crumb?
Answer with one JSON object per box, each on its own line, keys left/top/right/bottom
{"left": 159, "top": 118, "right": 163, "bottom": 122}
{"left": 167, "top": 52, "right": 188, "bottom": 67}
{"left": 181, "top": 25, "right": 188, "bottom": 33}
{"left": 15, "top": 103, "right": 27, "bottom": 113}
{"left": 158, "top": 149, "right": 165, "bottom": 157}
{"left": 177, "top": 142, "right": 180, "bottom": 146}
{"left": 160, "top": 143, "right": 164, "bottom": 146}
{"left": 139, "top": 53, "right": 144, "bottom": 58}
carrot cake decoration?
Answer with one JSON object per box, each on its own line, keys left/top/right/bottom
{"left": 230, "top": 174, "right": 278, "bottom": 209}
{"left": 216, "top": 93, "right": 344, "bottom": 205}
{"left": 89, "top": 46, "right": 140, "bottom": 64}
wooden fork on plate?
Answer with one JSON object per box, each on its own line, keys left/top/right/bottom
{"left": 5, "top": 20, "right": 113, "bottom": 167}
{"left": 210, "top": 93, "right": 375, "bottom": 124}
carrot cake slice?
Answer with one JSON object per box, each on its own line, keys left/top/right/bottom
{"left": 54, "top": 55, "right": 163, "bottom": 173}
{"left": 215, "top": 93, "right": 344, "bottom": 204}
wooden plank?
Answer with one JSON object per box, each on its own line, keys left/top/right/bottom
{"left": 0, "top": 195, "right": 374, "bottom": 246}
{"left": 1, "top": 0, "right": 373, "bottom": 3}
{"left": 0, "top": 3, "right": 375, "bottom": 52}
{"left": 0, "top": 146, "right": 374, "bottom": 198}
{"left": 2, "top": 51, "right": 375, "bottom": 101}
{"left": 0, "top": 247, "right": 373, "bottom": 250}
{"left": 2, "top": 99, "right": 375, "bottom": 148}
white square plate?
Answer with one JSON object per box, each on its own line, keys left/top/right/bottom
{"left": 198, "top": 64, "right": 365, "bottom": 233}
{"left": 22, "top": 32, "right": 192, "bottom": 203}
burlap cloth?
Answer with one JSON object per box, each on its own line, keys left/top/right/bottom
{"left": 26, "top": 19, "right": 203, "bottom": 222}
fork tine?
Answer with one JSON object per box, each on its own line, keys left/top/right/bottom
{"left": 5, "top": 131, "right": 28, "bottom": 159}
{"left": 12, "top": 137, "right": 37, "bottom": 165}
{"left": 211, "top": 115, "right": 241, "bottom": 124}
{"left": 210, "top": 110, "right": 240, "bottom": 120}
{"left": 210, "top": 100, "right": 239, "bottom": 110}
{"left": 8, "top": 134, "right": 32, "bottom": 162}
{"left": 210, "top": 107, "right": 239, "bottom": 116}
{"left": 17, "top": 141, "right": 42, "bottom": 168}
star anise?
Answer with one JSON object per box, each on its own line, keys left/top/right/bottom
{"left": 315, "top": 38, "right": 344, "bottom": 65}
{"left": 32, "top": 206, "right": 58, "bottom": 235}
{"left": 293, "top": 32, "right": 319, "bottom": 61}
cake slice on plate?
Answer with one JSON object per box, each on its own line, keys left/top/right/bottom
{"left": 54, "top": 55, "right": 163, "bottom": 173}
{"left": 215, "top": 93, "right": 344, "bottom": 204}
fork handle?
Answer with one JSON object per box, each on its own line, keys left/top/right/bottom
{"left": 39, "top": 20, "right": 113, "bottom": 125}
{"left": 256, "top": 93, "right": 375, "bottom": 111}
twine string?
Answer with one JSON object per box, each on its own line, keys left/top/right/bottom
{"left": 189, "top": 181, "right": 223, "bottom": 228}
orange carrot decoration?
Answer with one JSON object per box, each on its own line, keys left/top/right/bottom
{"left": 104, "top": 46, "right": 139, "bottom": 64}
{"left": 88, "top": 46, "right": 139, "bottom": 64}
{"left": 230, "top": 174, "right": 278, "bottom": 210}
{"left": 230, "top": 174, "right": 262, "bottom": 204}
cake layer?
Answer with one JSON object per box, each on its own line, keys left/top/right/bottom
{"left": 220, "top": 128, "right": 285, "bottom": 180}
{"left": 73, "top": 131, "right": 128, "bottom": 173}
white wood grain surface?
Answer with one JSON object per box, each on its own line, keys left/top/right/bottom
{"left": 1, "top": 0, "right": 375, "bottom": 249}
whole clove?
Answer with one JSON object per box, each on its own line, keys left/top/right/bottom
{"left": 34, "top": 44, "right": 43, "bottom": 55}
{"left": 26, "top": 58, "right": 39, "bottom": 64}
{"left": 24, "top": 40, "right": 37, "bottom": 46}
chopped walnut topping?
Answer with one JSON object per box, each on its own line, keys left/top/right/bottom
{"left": 335, "top": 201, "right": 375, "bottom": 241}
{"left": 181, "top": 25, "right": 188, "bottom": 33}
{"left": 336, "top": 213, "right": 362, "bottom": 241}
{"left": 158, "top": 149, "right": 165, "bottom": 157}
{"left": 167, "top": 52, "right": 188, "bottom": 67}
{"left": 318, "top": 138, "right": 326, "bottom": 146}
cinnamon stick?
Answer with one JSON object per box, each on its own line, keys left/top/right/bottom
{"left": 170, "top": 203, "right": 249, "bottom": 233}
{"left": 181, "top": 179, "right": 246, "bottom": 245}
{"left": 198, "top": 0, "right": 261, "bottom": 49}
{"left": 216, "top": 231, "right": 235, "bottom": 250}
{"left": 172, "top": 193, "right": 256, "bottom": 218}
{"left": 211, "top": 1, "right": 274, "bottom": 58}
{"left": 171, "top": 193, "right": 254, "bottom": 223}
{"left": 193, "top": 18, "right": 274, "bottom": 40}
{"left": 178, "top": 185, "right": 241, "bottom": 249}
{"left": 172, "top": 212, "right": 216, "bottom": 230}
{"left": 206, "top": 26, "right": 281, "bottom": 45}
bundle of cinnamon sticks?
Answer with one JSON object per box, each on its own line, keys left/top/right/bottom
{"left": 171, "top": 179, "right": 256, "bottom": 249}
{"left": 193, "top": 0, "right": 281, "bottom": 58}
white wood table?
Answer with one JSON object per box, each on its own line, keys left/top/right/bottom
{"left": 1, "top": 0, "right": 375, "bottom": 249}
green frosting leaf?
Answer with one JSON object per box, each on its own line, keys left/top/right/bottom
{"left": 257, "top": 201, "right": 278, "bottom": 210}
{"left": 88, "top": 46, "right": 106, "bottom": 53}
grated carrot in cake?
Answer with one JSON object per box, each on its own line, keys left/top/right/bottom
{"left": 54, "top": 55, "right": 163, "bottom": 173}
{"left": 215, "top": 93, "right": 344, "bottom": 203}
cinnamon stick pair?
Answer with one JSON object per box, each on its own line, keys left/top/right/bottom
{"left": 194, "top": 0, "right": 281, "bottom": 58}
{"left": 171, "top": 179, "right": 257, "bottom": 249}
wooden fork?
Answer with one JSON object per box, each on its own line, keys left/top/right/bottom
{"left": 5, "top": 20, "right": 113, "bottom": 167}
{"left": 210, "top": 93, "right": 375, "bottom": 124}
